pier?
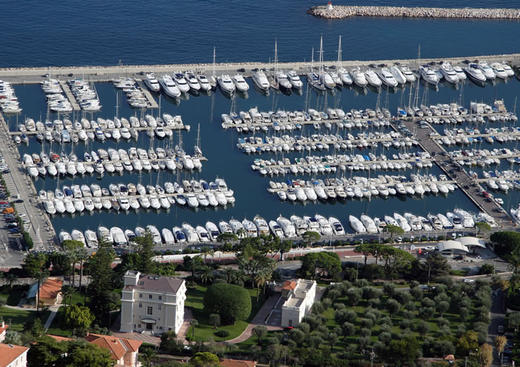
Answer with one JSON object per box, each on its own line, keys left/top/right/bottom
{"left": 1, "top": 52, "right": 520, "bottom": 85}
{"left": 391, "top": 119, "right": 514, "bottom": 226}
{"left": 136, "top": 81, "right": 159, "bottom": 109}
{"left": 0, "top": 113, "right": 56, "bottom": 249}
{"left": 308, "top": 5, "right": 520, "bottom": 20}
{"left": 58, "top": 80, "right": 80, "bottom": 111}
{"left": 10, "top": 124, "right": 190, "bottom": 137}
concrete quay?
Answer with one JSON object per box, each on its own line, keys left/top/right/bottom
{"left": 308, "top": 5, "right": 520, "bottom": 20}
{"left": 1, "top": 53, "right": 520, "bottom": 85}
{"left": 58, "top": 80, "right": 80, "bottom": 111}
{"left": 0, "top": 113, "right": 56, "bottom": 250}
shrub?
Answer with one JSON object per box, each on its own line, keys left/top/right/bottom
{"left": 203, "top": 283, "right": 251, "bottom": 324}
{"left": 214, "top": 330, "right": 229, "bottom": 338}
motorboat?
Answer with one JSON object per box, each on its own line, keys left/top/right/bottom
{"left": 453, "top": 208, "right": 475, "bottom": 228}
{"left": 269, "top": 220, "right": 284, "bottom": 238}
{"left": 232, "top": 74, "right": 249, "bottom": 92}
{"left": 315, "top": 214, "right": 333, "bottom": 236}
{"left": 351, "top": 67, "right": 368, "bottom": 87}
{"left": 252, "top": 70, "right": 270, "bottom": 91}
{"left": 393, "top": 213, "right": 411, "bottom": 232}
{"left": 464, "top": 63, "right": 487, "bottom": 84}
{"left": 229, "top": 219, "right": 245, "bottom": 238}
{"left": 59, "top": 231, "right": 72, "bottom": 243}
{"left": 306, "top": 72, "right": 326, "bottom": 91}
{"left": 399, "top": 65, "right": 416, "bottom": 82}
{"left": 161, "top": 228, "right": 175, "bottom": 246}
{"left": 440, "top": 63, "right": 459, "bottom": 84}
{"left": 97, "top": 226, "right": 111, "bottom": 243}
{"left": 338, "top": 67, "right": 353, "bottom": 85}
{"left": 196, "top": 73, "right": 212, "bottom": 91}
{"left": 490, "top": 62, "right": 508, "bottom": 79}
{"left": 144, "top": 73, "right": 161, "bottom": 92}
{"left": 364, "top": 70, "right": 382, "bottom": 88}
{"left": 253, "top": 215, "right": 270, "bottom": 236}
{"left": 419, "top": 66, "right": 440, "bottom": 85}
{"left": 173, "top": 73, "right": 190, "bottom": 93}
{"left": 377, "top": 68, "right": 398, "bottom": 87}
{"left": 146, "top": 225, "right": 162, "bottom": 244}
{"left": 389, "top": 66, "right": 407, "bottom": 85}
{"left": 242, "top": 218, "right": 258, "bottom": 237}
{"left": 275, "top": 71, "right": 292, "bottom": 90}
{"left": 477, "top": 62, "right": 496, "bottom": 80}
{"left": 446, "top": 212, "right": 463, "bottom": 229}
{"left": 184, "top": 72, "right": 201, "bottom": 92}
{"left": 84, "top": 230, "right": 98, "bottom": 248}
{"left": 110, "top": 227, "right": 127, "bottom": 246}
{"left": 287, "top": 70, "right": 303, "bottom": 89}
{"left": 217, "top": 74, "right": 236, "bottom": 94}
{"left": 172, "top": 226, "right": 186, "bottom": 243}
{"left": 328, "top": 217, "right": 345, "bottom": 235}
{"left": 218, "top": 221, "right": 233, "bottom": 234}
{"left": 349, "top": 215, "right": 366, "bottom": 233}
{"left": 453, "top": 65, "right": 467, "bottom": 80}
{"left": 196, "top": 226, "right": 210, "bottom": 242}
{"left": 159, "top": 75, "right": 181, "bottom": 98}
{"left": 318, "top": 71, "right": 335, "bottom": 89}
{"left": 71, "top": 229, "right": 86, "bottom": 245}
{"left": 205, "top": 221, "right": 220, "bottom": 241}
{"left": 360, "top": 215, "right": 378, "bottom": 234}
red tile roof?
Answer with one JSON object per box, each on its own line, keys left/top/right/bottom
{"left": 39, "top": 278, "right": 63, "bottom": 302}
{"left": 282, "top": 280, "right": 297, "bottom": 291}
{"left": 0, "top": 344, "right": 29, "bottom": 367}
{"left": 47, "top": 334, "right": 73, "bottom": 342}
{"left": 85, "top": 333, "right": 142, "bottom": 361}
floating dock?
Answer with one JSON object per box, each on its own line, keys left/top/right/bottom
{"left": 58, "top": 80, "right": 80, "bottom": 111}
{"left": 136, "top": 80, "right": 159, "bottom": 109}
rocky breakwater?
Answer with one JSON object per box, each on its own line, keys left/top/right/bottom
{"left": 307, "top": 5, "right": 520, "bottom": 20}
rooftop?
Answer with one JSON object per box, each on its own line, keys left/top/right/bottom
{"left": 221, "top": 358, "right": 256, "bottom": 367}
{"left": 85, "top": 333, "right": 142, "bottom": 361}
{"left": 0, "top": 344, "right": 29, "bottom": 367}
{"left": 124, "top": 272, "right": 184, "bottom": 294}
{"left": 27, "top": 277, "right": 63, "bottom": 301}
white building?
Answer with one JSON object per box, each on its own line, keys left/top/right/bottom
{"left": 0, "top": 344, "right": 29, "bottom": 367}
{"left": 281, "top": 279, "right": 317, "bottom": 327}
{"left": 120, "top": 271, "right": 186, "bottom": 335}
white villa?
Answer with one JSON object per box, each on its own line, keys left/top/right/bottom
{"left": 280, "top": 279, "right": 317, "bottom": 327}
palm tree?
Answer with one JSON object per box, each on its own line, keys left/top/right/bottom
{"left": 199, "top": 267, "right": 214, "bottom": 285}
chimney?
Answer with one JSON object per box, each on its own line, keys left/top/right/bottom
{"left": 123, "top": 271, "right": 140, "bottom": 286}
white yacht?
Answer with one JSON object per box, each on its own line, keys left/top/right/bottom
{"left": 173, "top": 73, "right": 190, "bottom": 93}
{"left": 84, "top": 230, "right": 98, "bottom": 248}
{"left": 319, "top": 71, "right": 336, "bottom": 89}
{"left": 315, "top": 215, "right": 333, "bottom": 236}
{"left": 161, "top": 228, "right": 175, "bottom": 246}
{"left": 453, "top": 209, "right": 475, "bottom": 228}
{"left": 97, "top": 226, "right": 111, "bottom": 243}
{"left": 287, "top": 70, "right": 303, "bottom": 89}
{"left": 360, "top": 215, "right": 378, "bottom": 234}
{"left": 349, "top": 215, "right": 366, "bottom": 233}
{"left": 196, "top": 226, "right": 210, "bottom": 242}
{"left": 184, "top": 72, "right": 201, "bottom": 92}
{"left": 419, "top": 66, "right": 440, "bottom": 85}
{"left": 146, "top": 225, "right": 162, "bottom": 244}
{"left": 389, "top": 66, "right": 407, "bottom": 85}
{"left": 277, "top": 216, "right": 296, "bottom": 237}
{"left": 307, "top": 72, "right": 326, "bottom": 91}
{"left": 453, "top": 65, "right": 467, "bottom": 80}
{"left": 377, "top": 68, "right": 398, "bottom": 87}
{"left": 144, "top": 73, "right": 161, "bottom": 92}
{"left": 477, "top": 62, "right": 496, "bottom": 80}
{"left": 351, "top": 67, "right": 368, "bottom": 87}
{"left": 328, "top": 217, "right": 345, "bottom": 235}
{"left": 196, "top": 73, "right": 212, "bottom": 91}
{"left": 252, "top": 70, "right": 270, "bottom": 91}
{"left": 232, "top": 74, "right": 249, "bottom": 92}
{"left": 338, "top": 67, "right": 353, "bottom": 85}
{"left": 393, "top": 213, "right": 411, "bottom": 232}
{"left": 364, "top": 70, "right": 382, "bottom": 88}
{"left": 440, "top": 63, "right": 459, "bottom": 84}
{"left": 275, "top": 71, "right": 292, "bottom": 90}
{"left": 399, "top": 65, "right": 416, "bottom": 82}
{"left": 172, "top": 226, "right": 186, "bottom": 243}
{"left": 503, "top": 64, "right": 515, "bottom": 77}
{"left": 242, "top": 219, "right": 258, "bottom": 237}
{"left": 490, "top": 62, "right": 508, "bottom": 79}
{"left": 205, "top": 221, "right": 220, "bottom": 241}
{"left": 269, "top": 220, "right": 284, "bottom": 238}
{"left": 181, "top": 224, "right": 198, "bottom": 243}
{"left": 159, "top": 75, "right": 181, "bottom": 98}
{"left": 464, "top": 63, "right": 487, "bottom": 83}
{"left": 217, "top": 74, "right": 236, "bottom": 94}
{"left": 59, "top": 231, "right": 72, "bottom": 243}
{"left": 110, "top": 227, "right": 127, "bottom": 246}
{"left": 253, "top": 215, "right": 270, "bottom": 236}
{"left": 71, "top": 229, "right": 86, "bottom": 246}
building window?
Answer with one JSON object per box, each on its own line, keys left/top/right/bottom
{"left": 149, "top": 294, "right": 152, "bottom": 299}
{"left": 147, "top": 306, "right": 153, "bottom": 315}
{"left": 158, "top": 295, "right": 162, "bottom": 300}
{"left": 139, "top": 293, "right": 142, "bottom": 298}
{"left": 158, "top": 305, "right": 162, "bottom": 310}
{"left": 139, "top": 303, "right": 142, "bottom": 308}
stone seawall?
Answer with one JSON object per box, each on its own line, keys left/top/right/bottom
{"left": 308, "top": 5, "right": 520, "bottom": 20}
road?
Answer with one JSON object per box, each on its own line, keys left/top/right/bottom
{"left": 488, "top": 289, "right": 507, "bottom": 366}
{"left": 0, "top": 113, "right": 56, "bottom": 254}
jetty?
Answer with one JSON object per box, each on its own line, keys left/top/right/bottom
{"left": 308, "top": 4, "right": 520, "bottom": 20}
{"left": 389, "top": 118, "right": 514, "bottom": 226}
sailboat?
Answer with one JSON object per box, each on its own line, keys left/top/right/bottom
{"left": 307, "top": 47, "right": 326, "bottom": 91}
{"left": 317, "top": 36, "right": 335, "bottom": 89}
{"left": 209, "top": 47, "right": 217, "bottom": 90}
{"left": 337, "top": 35, "right": 353, "bottom": 86}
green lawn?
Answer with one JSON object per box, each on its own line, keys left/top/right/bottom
{"left": 185, "top": 285, "right": 266, "bottom": 342}
{"left": 47, "top": 290, "right": 89, "bottom": 337}
{"left": 0, "top": 306, "right": 49, "bottom": 332}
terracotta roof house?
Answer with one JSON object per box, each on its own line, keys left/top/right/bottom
{"left": 85, "top": 333, "right": 142, "bottom": 367}
{"left": 0, "top": 321, "right": 9, "bottom": 343}
{"left": 0, "top": 343, "right": 29, "bottom": 367}
{"left": 26, "top": 277, "right": 63, "bottom": 306}
{"left": 220, "top": 358, "right": 257, "bottom": 367}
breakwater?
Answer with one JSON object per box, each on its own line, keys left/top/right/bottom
{"left": 308, "top": 5, "right": 520, "bottom": 20}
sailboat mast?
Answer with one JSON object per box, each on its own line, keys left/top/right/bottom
{"left": 274, "top": 39, "right": 278, "bottom": 72}
{"left": 212, "top": 47, "right": 216, "bottom": 78}
{"left": 319, "top": 35, "right": 324, "bottom": 72}
{"left": 337, "top": 35, "right": 342, "bottom": 66}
